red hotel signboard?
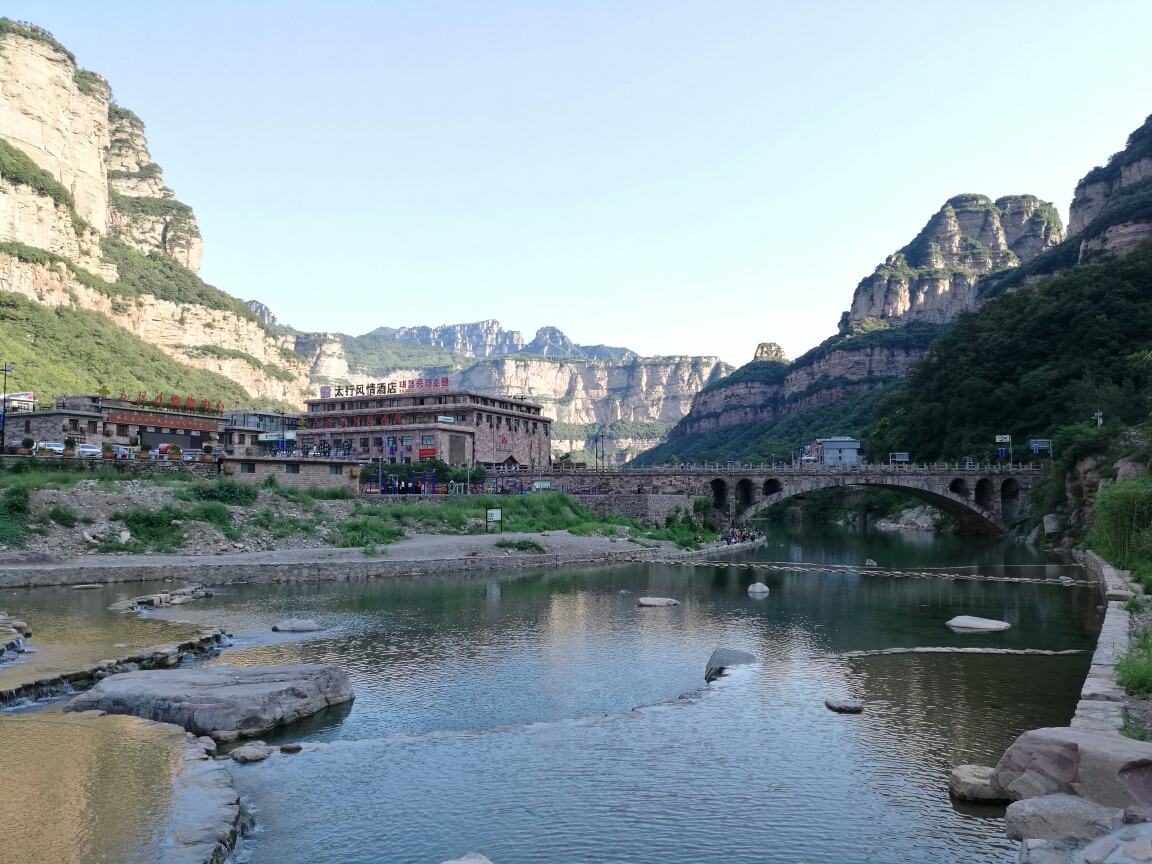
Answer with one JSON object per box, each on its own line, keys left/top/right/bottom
{"left": 418, "top": 448, "right": 437, "bottom": 457}
{"left": 107, "top": 411, "right": 219, "bottom": 432}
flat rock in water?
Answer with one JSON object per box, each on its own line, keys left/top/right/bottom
{"left": 63, "top": 664, "right": 354, "bottom": 740}
{"left": 441, "top": 856, "right": 494, "bottom": 864}
{"left": 948, "top": 765, "right": 1008, "bottom": 802}
{"left": 271, "top": 619, "right": 325, "bottom": 632}
{"left": 747, "top": 582, "right": 770, "bottom": 594}
{"left": 705, "top": 647, "right": 757, "bottom": 682}
{"left": 230, "top": 742, "right": 274, "bottom": 764}
{"left": 947, "top": 615, "right": 1011, "bottom": 632}
{"left": 71, "top": 583, "right": 103, "bottom": 590}
{"left": 825, "top": 698, "right": 864, "bottom": 714}
{"left": 1005, "top": 794, "right": 1120, "bottom": 845}
{"left": 280, "top": 743, "right": 302, "bottom": 754}
{"left": 636, "top": 597, "right": 680, "bottom": 607}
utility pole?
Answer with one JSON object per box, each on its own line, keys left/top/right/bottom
{"left": 1094, "top": 411, "right": 1103, "bottom": 428}
{"left": 0, "top": 363, "right": 12, "bottom": 451}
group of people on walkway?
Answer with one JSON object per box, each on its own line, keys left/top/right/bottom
{"left": 721, "top": 528, "right": 763, "bottom": 545}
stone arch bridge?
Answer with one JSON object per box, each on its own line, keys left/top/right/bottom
{"left": 541, "top": 465, "right": 1041, "bottom": 535}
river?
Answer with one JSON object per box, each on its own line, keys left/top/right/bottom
{"left": 0, "top": 524, "right": 1100, "bottom": 863}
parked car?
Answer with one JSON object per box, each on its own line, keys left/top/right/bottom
{"left": 3, "top": 443, "right": 22, "bottom": 454}
{"left": 106, "top": 444, "right": 133, "bottom": 458}
{"left": 180, "top": 449, "right": 205, "bottom": 461}
{"left": 37, "top": 442, "right": 65, "bottom": 455}
{"left": 75, "top": 443, "right": 102, "bottom": 458}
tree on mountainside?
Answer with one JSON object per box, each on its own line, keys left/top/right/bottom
{"left": 867, "top": 239, "right": 1152, "bottom": 462}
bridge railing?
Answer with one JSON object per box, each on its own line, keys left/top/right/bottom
{"left": 544, "top": 462, "right": 1043, "bottom": 477}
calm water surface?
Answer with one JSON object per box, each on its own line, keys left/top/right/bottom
{"left": 153, "top": 525, "right": 1098, "bottom": 864}
{"left": 0, "top": 524, "right": 1101, "bottom": 863}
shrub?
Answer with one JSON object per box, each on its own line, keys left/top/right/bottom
{"left": 20, "top": 438, "right": 33, "bottom": 449}
{"left": 335, "top": 517, "right": 404, "bottom": 547}
{"left": 1089, "top": 477, "right": 1152, "bottom": 562}
{"left": 184, "top": 480, "right": 259, "bottom": 506}
{"left": 1117, "top": 628, "right": 1152, "bottom": 698}
{"left": 495, "top": 538, "right": 546, "bottom": 553}
{"left": 48, "top": 504, "right": 76, "bottom": 527}
{"left": 64, "top": 438, "right": 76, "bottom": 450}
{"left": 0, "top": 486, "right": 30, "bottom": 545}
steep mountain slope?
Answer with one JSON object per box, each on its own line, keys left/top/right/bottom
{"left": 0, "top": 20, "right": 307, "bottom": 407}
{"left": 845, "top": 194, "right": 1063, "bottom": 329}
{"left": 869, "top": 112, "right": 1152, "bottom": 462}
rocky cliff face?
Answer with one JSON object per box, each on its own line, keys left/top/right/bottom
{"left": 396, "top": 319, "right": 525, "bottom": 356}
{"left": 0, "top": 250, "right": 309, "bottom": 403}
{"left": 104, "top": 106, "right": 203, "bottom": 273}
{"left": 0, "top": 22, "right": 303, "bottom": 407}
{"left": 845, "top": 194, "right": 1064, "bottom": 328}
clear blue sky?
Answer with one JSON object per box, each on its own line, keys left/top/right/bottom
{"left": 7, "top": 1, "right": 1152, "bottom": 366}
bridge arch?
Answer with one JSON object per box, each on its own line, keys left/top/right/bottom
{"left": 710, "top": 478, "right": 728, "bottom": 509}
{"left": 949, "top": 478, "right": 968, "bottom": 497}
{"left": 975, "top": 478, "right": 994, "bottom": 511}
{"left": 735, "top": 474, "right": 1011, "bottom": 535}
{"left": 763, "top": 478, "right": 781, "bottom": 496}
{"left": 735, "top": 479, "right": 755, "bottom": 507}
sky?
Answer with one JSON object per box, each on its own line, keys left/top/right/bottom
{"left": 6, "top": 1, "right": 1152, "bottom": 367}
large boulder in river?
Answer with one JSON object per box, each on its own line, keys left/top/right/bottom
{"left": 1005, "top": 794, "right": 1121, "bottom": 847}
{"left": 636, "top": 597, "right": 680, "bottom": 607}
{"left": 991, "top": 727, "right": 1152, "bottom": 807}
{"left": 64, "top": 664, "right": 354, "bottom": 741}
{"left": 271, "top": 619, "right": 325, "bottom": 632}
{"left": 705, "top": 647, "right": 757, "bottom": 682}
{"left": 441, "top": 856, "right": 494, "bottom": 864}
{"left": 947, "top": 615, "right": 1011, "bottom": 632}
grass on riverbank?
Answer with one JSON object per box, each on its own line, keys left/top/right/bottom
{"left": 101, "top": 503, "right": 241, "bottom": 552}
{"left": 345, "top": 492, "right": 711, "bottom": 549}
{"left": 1117, "top": 627, "right": 1152, "bottom": 698}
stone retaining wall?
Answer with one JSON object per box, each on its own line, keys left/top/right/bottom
{"left": 578, "top": 493, "right": 694, "bottom": 528}
{"left": 0, "top": 454, "right": 216, "bottom": 479}
{"left": 1071, "top": 551, "right": 1135, "bottom": 732}
{"left": 0, "top": 538, "right": 762, "bottom": 590}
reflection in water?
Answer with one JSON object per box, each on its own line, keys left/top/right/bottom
{"left": 0, "top": 706, "right": 184, "bottom": 864}
{"left": 0, "top": 524, "right": 1099, "bottom": 863}
{"left": 0, "top": 582, "right": 206, "bottom": 690}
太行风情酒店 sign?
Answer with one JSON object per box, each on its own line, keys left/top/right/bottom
{"left": 321, "top": 377, "right": 450, "bottom": 398}
{"left": 107, "top": 411, "right": 218, "bottom": 432}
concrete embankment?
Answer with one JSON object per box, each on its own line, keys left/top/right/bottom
{"left": 0, "top": 534, "right": 765, "bottom": 589}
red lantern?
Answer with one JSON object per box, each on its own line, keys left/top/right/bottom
{"left": 185, "top": 396, "right": 196, "bottom": 409}
{"left": 154, "top": 392, "right": 164, "bottom": 405}
{"left": 170, "top": 394, "right": 181, "bottom": 407}
{"left": 215, "top": 402, "right": 223, "bottom": 413}
{"left": 199, "top": 399, "right": 210, "bottom": 411}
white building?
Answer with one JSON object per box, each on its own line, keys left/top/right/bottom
{"left": 815, "top": 437, "right": 860, "bottom": 466}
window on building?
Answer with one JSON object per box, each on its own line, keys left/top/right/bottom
{"left": 421, "top": 435, "right": 435, "bottom": 446}
{"left": 329, "top": 465, "right": 343, "bottom": 475}
{"left": 285, "top": 464, "right": 300, "bottom": 474}
{"left": 87, "top": 420, "right": 97, "bottom": 433}
{"left": 360, "top": 438, "right": 369, "bottom": 449}
{"left": 402, "top": 437, "right": 412, "bottom": 446}
{"left": 413, "top": 398, "right": 424, "bottom": 406}
{"left": 117, "top": 424, "right": 129, "bottom": 436}
{"left": 388, "top": 436, "right": 396, "bottom": 446}
{"left": 237, "top": 434, "right": 246, "bottom": 444}
{"left": 544, "top": 424, "right": 549, "bottom": 436}
{"left": 373, "top": 437, "right": 383, "bottom": 447}
{"left": 240, "top": 462, "right": 256, "bottom": 473}
{"left": 532, "top": 422, "right": 538, "bottom": 432}
{"left": 310, "top": 404, "right": 320, "bottom": 412}
{"left": 458, "top": 414, "right": 467, "bottom": 422}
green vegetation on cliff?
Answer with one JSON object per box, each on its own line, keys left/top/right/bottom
{"left": 0, "top": 290, "right": 252, "bottom": 405}
{"left": 175, "top": 344, "right": 296, "bottom": 382}
{"left": 0, "top": 138, "right": 86, "bottom": 235}
{"left": 634, "top": 384, "right": 896, "bottom": 466}
{"left": 868, "top": 239, "right": 1152, "bottom": 462}
{"left": 792, "top": 320, "right": 947, "bottom": 371}
{"left": 1081, "top": 113, "right": 1152, "bottom": 187}
{"left": 336, "top": 328, "right": 467, "bottom": 376}
{"left": 0, "top": 18, "right": 74, "bottom": 62}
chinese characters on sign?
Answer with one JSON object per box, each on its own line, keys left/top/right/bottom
{"left": 118, "top": 389, "right": 223, "bottom": 414}
{"left": 320, "top": 378, "right": 451, "bottom": 399}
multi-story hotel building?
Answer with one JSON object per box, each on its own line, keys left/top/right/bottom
{"left": 301, "top": 382, "right": 553, "bottom": 468}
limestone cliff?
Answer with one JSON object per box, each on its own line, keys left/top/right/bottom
{"left": 0, "top": 21, "right": 304, "bottom": 407}
{"left": 846, "top": 194, "right": 1063, "bottom": 328}
{"left": 104, "top": 105, "right": 203, "bottom": 273}
{"left": 0, "top": 249, "right": 310, "bottom": 403}
{"left": 396, "top": 320, "right": 525, "bottom": 356}
{"left": 980, "top": 114, "right": 1152, "bottom": 296}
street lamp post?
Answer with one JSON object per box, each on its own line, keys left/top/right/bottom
{"left": 0, "top": 363, "right": 13, "bottom": 451}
